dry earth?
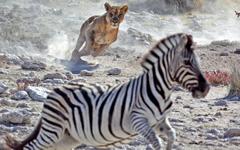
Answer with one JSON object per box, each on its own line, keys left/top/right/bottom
{"left": 0, "top": 40, "right": 240, "bottom": 150}
{"left": 0, "top": 0, "right": 240, "bottom": 150}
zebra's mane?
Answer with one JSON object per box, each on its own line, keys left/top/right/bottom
{"left": 141, "top": 33, "right": 192, "bottom": 71}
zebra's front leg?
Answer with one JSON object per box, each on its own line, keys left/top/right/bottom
{"left": 158, "top": 117, "right": 176, "bottom": 150}
{"left": 131, "top": 115, "right": 162, "bottom": 150}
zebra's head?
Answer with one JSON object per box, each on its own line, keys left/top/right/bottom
{"left": 171, "top": 34, "right": 209, "bottom": 98}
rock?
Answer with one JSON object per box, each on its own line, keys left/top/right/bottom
{"left": 16, "top": 103, "right": 30, "bottom": 108}
{"left": 209, "top": 48, "right": 216, "bottom": 51}
{"left": 80, "top": 70, "right": 94, "bottom": 76}
{"left": 0, "top": 69, "right": 8, "bottom": 74}
{"left": 219, "top": 52, "right": 229, "bottom": 56}
{"left": 16, "top": 77, "right": 41, "bottom": 90}
{"left": 206, "top": 133, "right": 218, "bottom": 140}
{"left": 11, "top": 90, "right": 29, "bottom": 100}
{"left": 214, "top": 100, "right": 227, "bottom": 106}
{"left": 51, "top": 8, "right": 63, "bottom": 15}
{"left": 234, "top": 49, "right": 240, "bottom": 54}
{"left": 25, "top": 86, "right": 50, "bottom": 101}
{"left": 211, "top": 40, "right": 231, "bottom": 47}
{"left": 230, "top": 119, "right": 240, "bottom": 125}
{"left": 0, "top": 109, "right": 32, "bottom": 124}
{"left": 107, "top": 68, "right": 121, "bottom": 75}
{"left": 229, "top": 137, "right": 240, "bottom": 145}
{"left": 21, "top": 60, "right": 47, "bottom": 70}
{"left": 184, "top": 127, "right": 197, "bottom": 132}
{"left": 214, "top": 112, "right": 222, "bottom": 117}
{"left": 207, "top": 129, "right": 221, "bottom": 137}
{"left": 3, "top": 53, "right": 23, "bottom": 65}
{"left": 176, "top": 96, "right": 182, "bottom": 100}
{"left": 192, "top": 117, "right": 209, "bottom": 123}
{"left": 43, "top": 72, "right": 67, "bottom": 80}
{"left": 69, "top": 78, "right": 86, "bottom": 84}
{"left": 0, "top": 82, "right": 8, "bottom": 94}
{"left": 224, "top": 128, "right": 240, "bottom": 138}
{"left": 43, "top": 79, "right": 65, "bottom": 84}
{"left": 65, "top": 72, "right": 74, "bottom": 80}
{"left": 127, "top": 28, "right": 153, "bottom": 44}
{"left": 169, "top": 118, "right": 185, "bottom": 123}
{"left": 0, "top": 99, "right": 17, "bottom": 107}
{"left": 183, "top": 105, "right": 194, "bottom": 109}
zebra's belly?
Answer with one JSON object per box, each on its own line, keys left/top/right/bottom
{"left": 69, "top": 112, "right": 136, "bottom": 147}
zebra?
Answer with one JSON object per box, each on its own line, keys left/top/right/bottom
{"left": 4, "top": 33, "right": 210, "bottom": 150}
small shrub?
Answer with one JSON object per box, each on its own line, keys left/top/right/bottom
{"left": 205, "top": 70, "right": 231, "bottom": 86}
{"left": 228, "top": 64, "right": 240, "bottom": 96}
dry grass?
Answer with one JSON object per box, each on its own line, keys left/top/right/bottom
{"left": 228, "top": 63, "right": 240, "bottom": 96}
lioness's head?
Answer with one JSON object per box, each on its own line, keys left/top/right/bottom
{"left": 104, "top": 2, "right": 128, "bottom": 28}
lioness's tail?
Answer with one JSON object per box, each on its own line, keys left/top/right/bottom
{"left": 4, "top": 119, "right": 42, "bottom": 150}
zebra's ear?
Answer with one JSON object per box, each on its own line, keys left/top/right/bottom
{"left": 186, "top": 34, "right": 196, "bottom": 51}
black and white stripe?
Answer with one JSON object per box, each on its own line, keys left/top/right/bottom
{"left": 11, "top": 33, "right": 209, "bottom": 150}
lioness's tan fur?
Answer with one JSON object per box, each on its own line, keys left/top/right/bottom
{"left": 70, "top": 2, "right": 128, "bottom": 62}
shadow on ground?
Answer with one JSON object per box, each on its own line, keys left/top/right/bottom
{"left": 55, "top": 59, "right": 99, "bottom": 74}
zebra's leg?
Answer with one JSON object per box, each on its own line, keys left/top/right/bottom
{"left": 158, "top": 117, "right": 176, "bottom": 150}
{"left": 24, "top": 118, "right": 66, "bottom": 150}
{"left": 131, "top": 115, "right": 162, "bottom": 150}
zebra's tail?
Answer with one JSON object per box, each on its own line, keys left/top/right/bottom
{"left": 4, "top": 119, "right": 42, "bottom": 150}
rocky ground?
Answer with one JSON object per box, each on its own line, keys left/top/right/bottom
{"left": 0, "top": 40, "right": 240, "bottom": 150}
{"left": 0, "top": 0, "right": 240, "bottom": 150}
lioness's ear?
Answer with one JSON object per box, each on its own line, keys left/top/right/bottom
{"left": 104, "top": 2, "right": 112, "bottom": 11}
{"left": 121, "top": 5, "right": 128, "bottom": 14}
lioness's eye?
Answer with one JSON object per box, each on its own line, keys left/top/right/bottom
{"left": 109, "top": 13, "right": 113, "bottom": 17}
{"left": 118, "top": 14, "right": 123, "bottom": 17}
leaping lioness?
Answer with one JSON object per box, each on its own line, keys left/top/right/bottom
{"left": 70, "top": 2, "right": 128, "bottom": 63}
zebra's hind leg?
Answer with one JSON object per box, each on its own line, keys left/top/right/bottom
{"left": 51, "top": 133, "right": 81, "bottom": 150}
{"left": 131, "top": 115, "right": 162, "bottom": 150}
{"left": 158, "top": 117, "right": 176, "bottom": 150}
{"left": 22, "top": 117, "right": 67, "bottom": 150}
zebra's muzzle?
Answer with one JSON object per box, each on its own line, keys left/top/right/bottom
{"left": 192, "top": 83, "right": 210, "bottom": 98}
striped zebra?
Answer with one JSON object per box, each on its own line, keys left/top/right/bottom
{"left": 4, "top": 33, "right": 210, "bottom": 150}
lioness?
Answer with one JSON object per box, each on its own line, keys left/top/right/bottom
{"left": 70, "top": 2, "right": 128, "bottom": 63}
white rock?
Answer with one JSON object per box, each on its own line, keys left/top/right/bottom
{"left": 43, "top": 72, "right": 67, "bottom": 80}
{"left": 0, "top": 82, "right": 8, "bottom": 94}
{"left": 214, "top": 100, "right": 227, "bottom": 106}
{"left": 207, "top": 129, "right": 221, "bottom": 137}
{"left": 0, "top": 110, "right": 31, "bottom": 124}
{"left": 11, "top": 90, "right": 29, "bottom": 100}
{"left": 21, "top": 60, "right": 47, "bottom": 70}
{"left": 0, "top": 99, "right": 17, "bottom": 107}
{"left": 65, "top": 72, "right": 74, "bottom": 80}
{"left": 80, "top": 70, "right": 94, "bottom": 76}
{"left": 43, "top": 79, "right": 65, "bottom": 84}
{"left": 4, "top": 54, "right": 23, "bottom": 65}
{"left": 26, "top": 86, "right": 50, "bottom": 101}
{"left": 0, "top": 69, "right": 8, "bottom": 74}
{"left": 107, "top": 68, "right": 121, "bottom": 75}
{"left": 206, "top": 133, "right": 218, "bottom": 140}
